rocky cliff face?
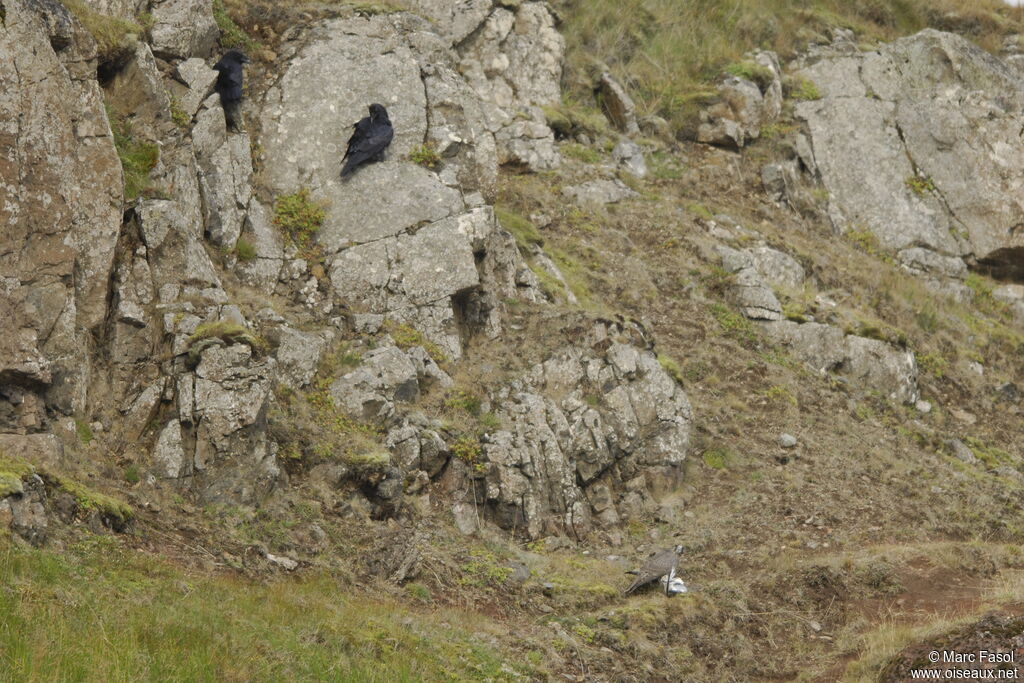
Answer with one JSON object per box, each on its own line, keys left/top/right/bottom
{"left": 0, "top": 0, "right": 691, "bottom": 540}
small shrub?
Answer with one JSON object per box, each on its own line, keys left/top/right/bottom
{"left": 479, "top": 412, "right": 501, "bottom": 430}
{"left": 124, "top": 466, "right": 141, "bottom": 484}
{"left": 451, "top": 436, "right": 484, "bottom": 473}
{"left": 764, "top": 385, "right": 798, "bottom": 407}
{"left": 168, "top": 94, "right": 191, "bottom": 128}
{"left": 445, "top": 389, "right": 482, "bottom": 417}
{"left": 710, "top": 303, "right": 758, "bottom": 348}
{"left": 459, "top": 549, "right": 513, "bottom": 588}
{"left": 234, "top": 237, "right": 257, "bottom": 262}
{"left": 916, "top": 352, "right": 948, "bottom": 378}
{"left": 273, "top": 188, "right": 327, "bottom": 249}
{"left": 561, "top": 143, "right": 603, "bottom": 164}
{"left": 409, "top": 144, "right": 441, "bottom": 169}
{"left": 405, "top": 582, "right": 432, "bottom": 602}
{"left": 385, "top": 322, "right": 447, "bottom": 363}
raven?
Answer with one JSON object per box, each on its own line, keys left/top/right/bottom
{"left": 213, "top": 50, "right": 250, "bottom": 133}
{"left": 340, "top": 103, "right": 394, "bottom": 178}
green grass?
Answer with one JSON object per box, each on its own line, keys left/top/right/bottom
{"left": 212, "top": 0, "right": 259, "bottom": 50}
{"left": 409, "top": 144, "right": 441, "bottom": 169}
{"left": 46, "top": 476, "right": 134, "bottom": 528}
{"left": 59, "top": 0, "right": 144, "bottom": 65}
{"left": 787, "top": 75, "right": 822, "bottom": 101}
{"left": 558, "top": 0, "right": 1016, "bottom": 137}
{"left": 234, "top": 236, "right": 257, "bottom": 262}
{"left": 905, "top": 175, "right": 936, "bottom": 196}
{"left": 710, "top": 302, "right": 759, "bottom": 348}
{"left": 107, "top": 106, "right": 159, "bottom": 202}
{"left": 494, "top": 206, "right": 543, "bottom": 250}
{"left": 273, "top": 188, "right": 328, "bottom": 250}
{"left": 0, "top": 538, "right": 532, "bottom": 681}
{"left": 725, "top": 60, "right": 776, "bottom": 90}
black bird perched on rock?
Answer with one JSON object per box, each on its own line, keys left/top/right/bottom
{"left": 213, "top": 50, "right": 250, "bottom": 133}
{"left": 340, "top": 103, "right": 394, "bottom": 178}
{"left": 624, "top": 545, "right": 685, "bottom": 595}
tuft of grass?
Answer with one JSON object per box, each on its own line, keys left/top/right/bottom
{"left": 451, "top": 436, "right": 484, "bottom": 473}
{"left": 916, "top": 352, "right": 948, "bottom": 378}
{"left": 786, "top": 75, "right": 822, "bottom": 101}
{"left": 561, "top": 143, "right": 603, "bottom": 164}
{"left": 273, "top": 188, "right": 328, "bottom": 250}
{"left": 75, "top": 420, "right": 94, "bottom": 445}
{"left": 445, "top": 389, "right": 483, "bottom": 418}
{"left": 494, "top": 206, "right": 543, "bottom": 250}
{"left": 107, "top": 106, "right": 159, "bottom": 202}
{"left": 385, "top": 322, "right": 447, "bottom": 364}
{"left": 212, "top": 0, "right": 258, "bottom": 50}
{"left": 234, "top": 237, "right": 257, "bottom": 262}
{"left": 710, "top": 303, "right": 759, "bottom": 348}
{"left": 658, "top": 354, "right": 683, "bottom": 384}
{"left": 124, "top": 465, "right": 141, "bottom": 485}
{"left": 187, "top": 321, "right": 266, "bottom": 360}
{"left": 725, "top": 60, "right": 776, "bottom": 90}
{"left": 168, "top": 94, "right": 191, "bottom": 129}
{"left": 702, "top": 447, "right": 732, "bottom": 470}
{"left": 409, "top": 144, "right": 441, "bottom": 169}
{"left": 0, "top": 473, "right": 24, "bottom": 498}
{"left": 59, "top": 0, "right": 143, "bottom": 66}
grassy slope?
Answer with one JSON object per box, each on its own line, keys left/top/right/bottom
{"left": 554, "top": 0, "right": 1021, "bottom": 134}
{"left": 18, "top": 0, "right": 1024, "bottom": 680}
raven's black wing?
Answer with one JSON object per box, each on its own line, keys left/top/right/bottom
{"left": 213, "top": 62, "right": 244, "bottom": 102}
{"left": 341, "top": 120, "right": 394, "bottom": 177}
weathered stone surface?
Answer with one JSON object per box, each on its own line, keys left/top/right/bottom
{"left": 153, "top": 420, "right": 188, "bottom": 479}
{"left": 797, "top": 29, "right": 1024, "bottom": 278}
{"left": 175, "top": 58, "right": 219, "bottom": 120}
{"left": 0, "top": 474, "right": 48, "bottom": 545}
{"left": 476, "top": 323, "right": 692, "bottom": 539}
{"left": 150, "top": 0, "right": 218, "bottom": 59}
{"left": 329, "top": 346, "right": 424, "bottom": 422}
{"left": 760, "top": 321, "right": 920, "bottom": 403}
{"left": 0, "top": 0, "right": 124, "bottom": 418}
{"left": 598, "top": 72, "right": 640, "bottom": 135}
{"left": 717, "top": 246, "right": 790, "bottom": 320}
{"left": 612, "top": 139, "right": 647, "bottom": 178}
{"left": 188, "top": 345, "right": 280, "bottom": 504}
{"left": 272, "top": 327, "right": 333, "bottom": 390}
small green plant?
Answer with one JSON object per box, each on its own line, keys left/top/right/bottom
{"left": 273, "top": 188, "right": 328, "bottom": 249}
{"left": 451, "top": 436, "right": 484, "bottom": 473}
{"left": 764, "top": 385, "right": 797, "bottom": 407}
{"left": 788, "top": 76, "right": 822, "bottom": 101}
{"left": 459, "top": 549, "right": 513, "bottom": 588}
{"left": 168, "top": 93, "right": 190, "bottom": 128}
{"left": 905, "top": 175, "right": 936, "bottom": 196}
{"left": 234, "top": 237, "right": 257, "bottom": 262}
{"left": 409, "top": 144, "right": 441, "bottom": 169}
{"left": 385, "top": 322, "right": 447, "bottom": 363}
{"left": 647, "top": 151, "right": 684, "bottom": 180}
{"left": 445, "top": 389, "right": 482, "bottom": 417}
{"left": 479, "top": 412, "right": 501, "bottom": 430}
{"left": 686, "top": 203, "right": 714, "bottom": 220}
{"left": 916, "top": 352, "right": 948, "bottom": 378}
{"left": 405, "top": 582, "right": 432, "bottom": 602}
{"left": 107, "top": 105, "right": 159, "bottom": 202}
{"left": 75, "top": 419, "right": 94, "bottom": 445}
{"left": 702, "top": 447, "right": 731, "bottom": 470}
{"left": 124, "top": 466, "right": 141, "bottom": 485}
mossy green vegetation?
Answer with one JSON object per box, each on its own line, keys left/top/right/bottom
{"left": 273, "top": 188, "right": 328, "bottom": 250}
{"left": 234, "top": 236, "right": 257, "bottom": 261}
{"left": 107, "top": 106, "right": 159, "bottom": 202}
{"left": 0, "top": 538, "right": 534, "bottom": 680}
{"left": 60, "top": 0, "right": 144, "bottom": 66}
{"left": 905, "top": 174, "right": 937, "bottom": 196}
{"left": 46, "top": 475, "right": 134, "bottom": 528}
{"left": 408, "top": 144, "right": 441, "bottom": 169}
{"left": 212, "top": 0, "right": 259, "bottom": 50}
{"left": 494, "top": 206, "right": 543, "bottom": 250}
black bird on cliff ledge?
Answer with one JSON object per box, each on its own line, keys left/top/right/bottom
{"left": 340, "top": 103, "right": 394, "bottom": 178}
{"left": 213, "top": 50, "right": 251, "bottom": 133}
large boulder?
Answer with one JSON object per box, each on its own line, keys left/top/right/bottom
{"left": 796, "top": 29, "right": 1024, "bottom": 279}
{"left": 0, "top": 0, "right": 124, "bottom": 421}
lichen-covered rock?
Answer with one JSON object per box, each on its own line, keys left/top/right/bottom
{"left": 184, "top": 345, "right": 280, "bottom": 503}
{"left": 329, "top": 345, "right": 450, "bottom": 422}
{"left": 150, "top": 0, "right": 218, "bottom": 59}
{"left": 0, "top": 0, "right": 124, "bottom": 420}
{"left": 562, "top": 179, "right": 639, "bottom": 207}
{"left": 796, "top": 29, "right": 1024, "bottom": 279}
{"left": 473, "top": 323, "right": 693, "bottom": 539}
{"left": 760, "top": 320, "right": 920, "bottom": 403}
{"left": 598, "top": 72, "right": 640, "bottom": 135}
